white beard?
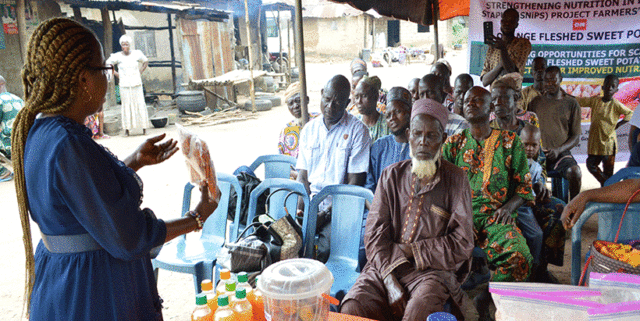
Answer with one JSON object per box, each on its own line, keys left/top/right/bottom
{"left": 410, "top": 147, "right": 440, "bottom": 180}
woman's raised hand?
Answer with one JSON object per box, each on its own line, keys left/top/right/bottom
{"left": 126, "top": 133, "right": 179, "bottom": 171}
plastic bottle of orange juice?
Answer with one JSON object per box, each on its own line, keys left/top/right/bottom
{"left": 213, "top": 295, "right": 235, "bottom": 321}
{"left": 201, "top": 279, "right": 218, "bottom": 313}
{"left": 250, "top": 277, "right": 265, "bottom": 321}
{"left": 236, "top": 272, "right": 254, "bottom": 302}
{"left": 216, "top": 269, "right": 232, "bottom": 295}
{"left": 191, "top": 293, "right": 214, "bottom": 321}
{"left": 231, "top": 289, "right": 253, "bottom": 320}
{"left": 223, "top": 280, "right": 237, "bottom": 302}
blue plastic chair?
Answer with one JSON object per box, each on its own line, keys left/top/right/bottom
{"left": 570, "top": 201, "right": 640, "bottom": 285}
{"left": 215, "top": 178, "right": 312, "bottom": 282}
{"left": 248, "top": 154, "right": 297, "bottom": 180}
{"left": 427, "top": 312, "right": 457, "bottom": 321}
{"left": 604, "top": 167, "right": 640, "bottom": 186}
{"left": 152, "top": 173, "right": 242, "bottom": 294}
{"left": 238, "top": 154, "right": 298, "bottom": 227}
{"left": 548, "top": 170, "right": 569, "bottom": 203}
{"left": 308, "top": 184, "right": 374, "bottom": 301}
{"left": 243, "top": 178, "right": 312, "bottom": 256}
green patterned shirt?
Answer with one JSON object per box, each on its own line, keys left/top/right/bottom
{"left": 0, "top": 92, "right": 23, "bottom": 156}
{"left": 442, "top": 128, "right": 533, "bottom": 218}
{"left": 358, "top": 113, "right": 390, "bottom": 142}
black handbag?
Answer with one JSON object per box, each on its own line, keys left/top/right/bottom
{"left": 227, "top": 171, "right": 269, "bottom": 226}
{"left": 224, "top": 190, "right": 303, "bottom": 273}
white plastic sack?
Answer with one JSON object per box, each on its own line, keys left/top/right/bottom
{"left": 589, "top": 272, "right": 640, "bottom": 304}
{"left": 490, "top": 282, "right": 604, "bottom": 321}
{"left": 588, "top": 300, "right": 640, "bottom": 320}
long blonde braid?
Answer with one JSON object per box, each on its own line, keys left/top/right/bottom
{"left": 12, "top": 17, "right": 97, "bottom": 315}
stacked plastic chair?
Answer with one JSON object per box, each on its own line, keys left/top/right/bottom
{"left": 152, "top": 172, "right": 242, "bottom": 293}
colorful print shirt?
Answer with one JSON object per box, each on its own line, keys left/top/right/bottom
{"left": 442, "top": 129, "right": 534, "bottom": 218}
{"left": 489, "top": 116, "right": 547, "bottom": 179}
{"left": 481, "top": 37, "right": 532, "bottom": 81}
{"left": 0, "top": 91, "right": 23, "bottom": 155}
{"left": 357, "top": 113, "right": 390, "bottom": 142}
{"left": 489, "top": 110, "right": 539, "bottom": 128}
{"left": 278, "top": 112, "right": 319, "bottom": 158}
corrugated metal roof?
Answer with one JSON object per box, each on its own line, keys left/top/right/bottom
{"left": 62, "top": 0, "right": 230, "bottom": 21}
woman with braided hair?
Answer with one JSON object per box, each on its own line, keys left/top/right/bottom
{"left": 12, "top": 18, "right": 218, "bottom": 320}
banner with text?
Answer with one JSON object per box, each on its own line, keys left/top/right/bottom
{"left": 469, "top": 0, "right": 640, "bottom": 109}
{"left": 469, "top": 0, "right": 640, "bottom": 160}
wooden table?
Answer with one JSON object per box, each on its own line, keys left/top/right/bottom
{"left": 329, "top": 312, "right": 377, "bottom": 321}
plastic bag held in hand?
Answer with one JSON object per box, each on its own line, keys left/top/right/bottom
{"left": 176, "top": 124, "right": 221, "bottom": 203}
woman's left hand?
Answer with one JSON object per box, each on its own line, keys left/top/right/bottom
{"left": 127, "top": 133, "right": 178, "bottom": 171}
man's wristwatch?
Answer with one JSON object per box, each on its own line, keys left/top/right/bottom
{"left": 186, "top": 210, "right": 204, "bottom": 231}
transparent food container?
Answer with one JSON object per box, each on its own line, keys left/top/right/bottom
{"left": 257, "top": 258, "right": 334, "bottom": 321}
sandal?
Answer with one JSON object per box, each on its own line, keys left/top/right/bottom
{"left": 0, "top": 170, "right": 13, "bottom": 182}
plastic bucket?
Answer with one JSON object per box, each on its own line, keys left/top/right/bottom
{"left": 257, "top": 258, "right": 334, "bottom": 321}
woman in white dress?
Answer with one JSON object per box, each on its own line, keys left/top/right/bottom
{"left": 107, "top": 35, "right": 150, "bottom": 136}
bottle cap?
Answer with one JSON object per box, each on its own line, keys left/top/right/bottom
{"left": 237, "top": 272, "right": 249, "bottom": 283}
{"left": 196, "top": 294, "right": 208, "bottom": 305}
{"left": 225, "top": 280, "right": 236, "bottom": 292}
{"left": 218, "top": 294, "right": 229, "bottom": 306}
{"left": 236, "top": 288, "right": 246, "bottom": 299}
{"left": 220, "top": 269, "right": 231, "bottom": 280}
{"left": 201, "top": 279, "right": 213, "bottom": 292}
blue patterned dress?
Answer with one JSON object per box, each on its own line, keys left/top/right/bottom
{"left": 25, "top": 116, "right": 166, "bottom": 320}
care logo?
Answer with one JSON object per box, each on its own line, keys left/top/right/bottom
{"left": 573, "top": 19, "right": 587, "bottom": 31}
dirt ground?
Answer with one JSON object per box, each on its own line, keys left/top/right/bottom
{"left": 0, "top": 55, "right": 612, "bottom": 320}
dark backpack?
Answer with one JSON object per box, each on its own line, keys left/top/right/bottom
{"left": 228, "top": 171, "right": 268, "bottom": 225}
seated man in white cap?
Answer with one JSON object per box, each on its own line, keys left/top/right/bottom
{"left": 341, "top": 98, "right": 474, "bottom": 320}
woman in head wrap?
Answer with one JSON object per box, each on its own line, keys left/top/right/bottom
{"left": 278, "top": 82, "right": 318, "bottom": 159}
{"left": 106, "top": 34, "right": 150, "bottom": 136}
{"left": 350, "top": 57, "right": 367, "bottom": 76}
{"left": 347, "top": 75, "right": 387, "bottom": 116}
{"left": 12, "top": 18, "right": 218, "bottom": 320}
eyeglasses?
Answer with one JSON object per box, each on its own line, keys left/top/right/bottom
{"left": 87, "top": 64, "right": 115, "bottom": 76}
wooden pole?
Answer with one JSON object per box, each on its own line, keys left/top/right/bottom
{"left": 363, "top": 15, "right": 367, "bottom": 51}
{"left": 292, "top": 9, "right": 298, "bottom": 68}
{"left": 294, "top": 0, "right": 308, "bottom": 124}
{"left": 278, "top": 7, "right": 283, "bottom": 76}
{"left": 432, "top": 1, "right": 440, "bottom": 61}
{"left": 257, "top": 6, "right": 263, "bottom": 70}
{"left": 243, "top": 0, "right": 256, "bottom": 112}
{"left": 101, "top": 7, "right": 116, "bottom": 108}
{"left": 371, "top": 18, "right": 375, "bottom": 51}
{"left": 167, "top": 13, "right": 177, "bottom": 94}
{"left": 16, "top": 0, "right": 27, "bottom": 62}
{"left": 73, "top": 6, "right": 82, "bottom": 22}
{"left": 101, "top": 8, "right": 113, "bottom": 57}
{"left": 287, "top": 18, "right": 292, "bottom": 81}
